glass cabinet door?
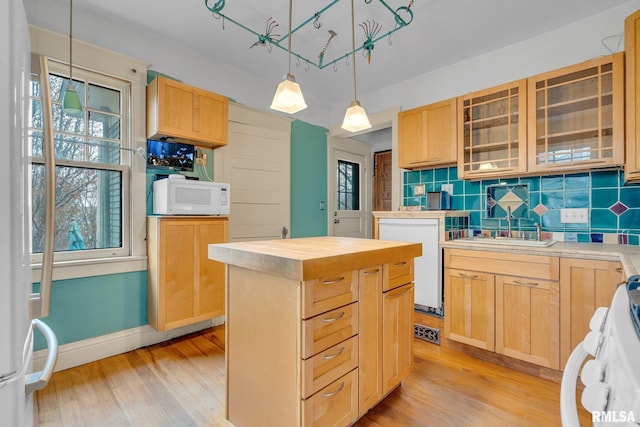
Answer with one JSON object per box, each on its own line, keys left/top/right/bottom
{"left": 458, "top": 80, "right": 527, "bottom": 179}
{"left": 528, "top": 53, "right": 624, "bottom": 172}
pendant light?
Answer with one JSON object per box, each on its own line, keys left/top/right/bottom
{"left": 62, "top": 0, "right": 83, "bottom": 116}
{"left": 341, "top": 0, "right": 371, "bottom": 132}
{"left": 270, "top": 0, "right": 307, "bottom": 114}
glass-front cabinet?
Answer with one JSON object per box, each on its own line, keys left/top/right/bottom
{"left": 458, "top": 80, "right": 527, "bottom": 179}
{"left": 527, "top": 53, "right": 624, "bottom": 173}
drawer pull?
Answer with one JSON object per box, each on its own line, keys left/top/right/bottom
{"left": 513, "top": 279, "right": 539, "bottom": 287}
{"left": 615, "top": 268, "right": 624, "bottom": 273}
{"left": 364, "top": 268, "right": 380, "bottom": 275}
{"left": 322, "top": 347, "right": 345, "bottom": 360}
{"left": 322, "top": 381, "right": 345, "bottom": 398}
{"left": 322, "top": 277, "right": 345, "bottom": 285}
{"left": 322, "top": 311, "right": 345, "bottom": 323}
{"left": 393, "top": 261, "right": 407, "bottom": 267}
{"left": 458, "top": 273, "right": 478, "bottom": 279}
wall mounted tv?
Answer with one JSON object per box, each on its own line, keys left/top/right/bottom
{"left": 147, "top": 139, "right": 195, "bottom": 172}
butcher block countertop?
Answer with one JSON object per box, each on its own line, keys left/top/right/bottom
{"left": 208, "top": 236, "right": 422, "bottom": 281}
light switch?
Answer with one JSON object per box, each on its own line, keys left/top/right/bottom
{"left": 560, "top": 208, "right": 589, "bottom": 223}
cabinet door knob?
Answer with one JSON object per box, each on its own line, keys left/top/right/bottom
{"left": 458, "top": 272, "right": 478, "bottom": 279}
{"left": 322, "top": 311, "right": 345, "bottom": 323}
{"left": 322, "top": 381, "right": 345, "bottom": 398}
{"left": 513, "top": 279, "right": 539, "bottom": 287}
{"left": 322, "top": 346, "right": 345, "bottom": 360}
{"left": 363, "top": 268, "right": 380, "bottom": 275}
{"left": 322, "top": 277, "right": 345, "bottom": 285}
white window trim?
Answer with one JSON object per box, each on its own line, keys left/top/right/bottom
{"left": 29, "top": 25, "right": 149, "bottom": 281}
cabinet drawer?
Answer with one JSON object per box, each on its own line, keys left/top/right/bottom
{"left": 445, "top": 249, "right": 559, "bottom": 281}
{"left": 301, "top": 303, "right": 358, "bottom": 359}
{"left": 301, "top": 336, "right": 359, "bottom": 399}
{"left": 302, "top": 271, "right": 358, "bottom": 319}
{"left": 383, "top": 259, "right": 414, "bottom": 291}
{"left": 301, "top": 369, "right": 358, "bottom": 427}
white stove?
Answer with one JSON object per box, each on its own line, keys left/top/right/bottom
{"left": 561, "top": 276, "right": 640, "bottom": 426}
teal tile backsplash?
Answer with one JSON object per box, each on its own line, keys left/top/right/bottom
{"left": 404, "top": 167, "right": 640, "bottom": 244}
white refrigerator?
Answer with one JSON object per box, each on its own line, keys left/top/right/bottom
{"left": 1, "top": 0, "right": 59, "bottom": 425}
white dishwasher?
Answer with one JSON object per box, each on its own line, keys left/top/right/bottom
{"left": 378, "top": 218, "right": 442, "bottom": 314}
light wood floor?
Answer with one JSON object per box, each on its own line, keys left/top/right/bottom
{"left": 35, "top": 325, "right": 591, "bottom": 426}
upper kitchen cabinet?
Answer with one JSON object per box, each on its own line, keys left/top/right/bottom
{"left": 457, "top": 80, "right": 528, "bottom": 179}
{"left": 528, "top": 53, "right": 624, "bottom": 173}
{"left": 626, "top": 10, "right": 640, "bottom": 183}
{"left": 147, "top": 76, "right": 228, "bottom": 148}
{"left": 398, "top": 98, "right": 457, "bottom": 169}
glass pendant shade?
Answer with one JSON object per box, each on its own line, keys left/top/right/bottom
{"left": 341, "top": 100, "right": 371, "bottom": 132}
{"left": 63, "top": 83, "right": 83, "bottom": 117}
{"left": 270, "top": 73, "right": 307, "bottom": 114}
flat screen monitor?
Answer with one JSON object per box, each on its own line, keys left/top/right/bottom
{"left": 146, "top": 139, "right": 195, "bottom": 172}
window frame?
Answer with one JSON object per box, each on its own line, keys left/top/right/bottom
{"left": 30, "top": 61, "right": 132, "bottom": 263}
{"left": 29, "top": 26, "right": 149, "bottom": 281}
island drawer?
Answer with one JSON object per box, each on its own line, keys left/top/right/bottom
{"left": 383, "top": 259, "right": 414, "bottom": 291}
{"left": 302, "top": 271, "right": 358, "bottom": 319}
{"left": 301, "top": 368, "right": 358, "bottom": 427}
{"left": 301, "top": 336, "right": 359, "bottom": 399}
{"left": 301, "top": 302, "right": 358, "bottom": 359}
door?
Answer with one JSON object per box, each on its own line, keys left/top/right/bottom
{"left": 373, "top": 151, "right": 392, "bottom": 211}
{"left": 214, "top": 104, "right": 290, "bottom": 242}
{"left": 328, "top": 136, "right": 371, "bottom": 238}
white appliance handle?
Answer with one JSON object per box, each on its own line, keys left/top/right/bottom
{"left": 30, "top": 54, "right": 56, "bottom": 319}
{"left": 25, "top": 319, "right": 58, "bottom": 394}
{"left": 560, "top": 341, "right": 589, "bottom": 427}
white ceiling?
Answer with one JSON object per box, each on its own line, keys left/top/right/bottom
{"left": 35, "top": 0, "right": 631, "bottom": 108}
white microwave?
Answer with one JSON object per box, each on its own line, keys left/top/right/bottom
{"left": 153, "top": 176, "right": 230, "bottom": 215}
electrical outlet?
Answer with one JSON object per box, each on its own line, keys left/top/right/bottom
{"left": 560, "top": 208, "right": 589, "bottom": 224}
{"left": 413, "top": 184, "right": 425, "bottom": 196}
{"left": 441, "top": 184, "right": 453, "bottom": 195}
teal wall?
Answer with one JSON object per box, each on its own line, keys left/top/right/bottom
{"left": 404, "top": 167, "right": 640, "bottom": 244}
{"left": 34, "top": 271, "right": 147, "bottom": 350}
{"left": 290, "top": 120, "right": 329, "bottom": 238}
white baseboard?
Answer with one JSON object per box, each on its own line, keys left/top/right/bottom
{"left": 33, "top": 316, "right": 225, "bottom": 373}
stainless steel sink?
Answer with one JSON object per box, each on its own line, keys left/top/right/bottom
{"left": 459, "top": 236, "right": 556, "bottom": 247}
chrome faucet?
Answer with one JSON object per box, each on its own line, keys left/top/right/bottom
{"left": 535, "top": 222, "right": 542, "bottom": 241}
{"left": 506, "top": 206, "right": 512, "bottom": 237}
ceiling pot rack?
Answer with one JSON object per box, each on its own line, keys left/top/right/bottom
{"left": 203, "top": 0, "right": 414, "bottom": 71}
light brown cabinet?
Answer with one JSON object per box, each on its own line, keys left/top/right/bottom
{"left": 444, "top": 249, "right": 560, "bottom": 369}
{"left": 458, "top": 80, "right": 528, "bottom": 179}
{"left": 444, "top": 267, "right": 495, "bottom": 351}
{"left": 626, "top": 9, "right": 640, "bottom": 183}
{"left": 146, "top": 76, "right": 228, "bottom": 148}
{"left": 382, "top": 281, "right": 414, "bottom": 393}
{"left": 146, "top": 216, "right": 228, "bottom": 331}
{"left": 528, "top": 53, "right": 624, "bottom": 173}
{"left": 559, "top": 258, "right": 625, "bottom": 368}
{"left": 398, "top": 98, "right": 457, "bottom": 169}
{"left": 210, "top": 237, "right": 420, "bottom": 427}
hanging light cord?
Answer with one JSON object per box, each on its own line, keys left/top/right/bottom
{"left": 350, "top": 0, "right": 357, "bottom": 101}
{"left": 69, "top": 0, "right": 74, "bottom": 82}
{"left": 287, "top": 0, "right": 293, "bottom": 75}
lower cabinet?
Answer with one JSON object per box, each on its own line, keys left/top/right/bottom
{"left": 382, "top": 282, "right": 414, "bottom": 394}
{"left": 444, "top": 268, "right": 495, "bottom": 351}
{"left": 147, "top": 216, "right": 228, "bottom": 331}
{"left": 559, "top": 258, "right": 625, "bottom": 368}
{"left": 444, "top": 249, "right": 560, "bottom": 370}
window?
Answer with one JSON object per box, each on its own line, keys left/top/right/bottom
{"left": 337, "top": 159, "right": 360, "bottom": 210}
{"left": 29, "top": 61, "right": 131, "bottom": 262}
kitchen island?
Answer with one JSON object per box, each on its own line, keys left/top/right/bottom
{"left": 208, "top": 236, "right": 422, "bottom": 427}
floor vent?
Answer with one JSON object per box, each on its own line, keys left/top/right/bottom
{"left": 414, "top": 323, "right": 440, "bottom": 345}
